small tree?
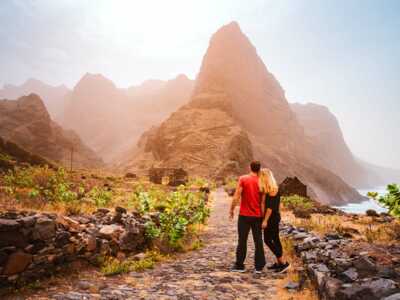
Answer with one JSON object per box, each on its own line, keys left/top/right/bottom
{"left": 368, "top": 184, "right": 400, "bottom": 217}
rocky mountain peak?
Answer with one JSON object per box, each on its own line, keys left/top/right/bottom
{"left": 193, "top": 21, "right": 299, "bottom": 146}
{"left": 12, "top": 93, "right": 51, "bottom": 121}
{"left": 74, "top": 73, "right": 117, "bottom": 95}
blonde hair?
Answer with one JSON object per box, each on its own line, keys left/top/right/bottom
{"left": 259, "top": 168, "right": 279, "bottom": 196}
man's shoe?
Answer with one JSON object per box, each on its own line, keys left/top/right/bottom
{"left": 275, "top": 262, "right": 290, "bottom": 273}
{"left": 267, "top": 263, "right": 280, "bottom": 270}
{"left": 254, "top": 269, "right": 263, "bottom": 274}
{"left": 230, "top": 265, "right": 245, "bottom": 273}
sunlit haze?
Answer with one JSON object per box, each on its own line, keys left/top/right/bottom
{"left": 1, "top": 0, "right": 399, "bottom": 169}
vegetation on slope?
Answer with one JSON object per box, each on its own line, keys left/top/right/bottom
{"left": 369, "top": 183, "right": 400, "bottom": 217}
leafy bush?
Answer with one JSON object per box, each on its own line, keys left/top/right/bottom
{"left": 282, "top": 195, "right": 314, "bottom": 210}
{"left": 0, "top": 152, "right": 12, "bottom": 162}
{"left": 368, "top": 184, "right": 400, "bottom": 217}
{"left": 188, "top": 177, "right": 216, "bottom": 190}
{"left": 88, "top": 186, "right": 113, "bottom": 207}
{"left": 4, "top": 166, "right": 77, "bottom": 203}
{"left": 224, "top": 177, "right": 237, "bottom": 190}
{"left": 133, "top": 185, "right": 210, "bottom": 249}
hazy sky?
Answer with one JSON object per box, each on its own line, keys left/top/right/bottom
{"left": 1, "top": 0, "right": 399, "bottom": 169}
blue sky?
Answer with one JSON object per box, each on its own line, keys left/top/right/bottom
{"left": 0, "top": 0, "right": 399, "bottom": 169}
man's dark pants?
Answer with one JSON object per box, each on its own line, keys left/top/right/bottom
{"left": 235, "top": 215, "right": 266, "bottom": 271}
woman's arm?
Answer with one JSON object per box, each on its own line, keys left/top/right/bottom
{"left": 262, "top": 208, "right": 272, "bottom": 229}
{"left": 262, "top": 193, "right": 272, "bottom": 228}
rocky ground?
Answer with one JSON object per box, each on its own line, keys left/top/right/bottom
{"left": 10, "top": 189, "right": 284, "bottom": 300}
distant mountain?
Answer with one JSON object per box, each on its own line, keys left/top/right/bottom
{"left": 0, "top": 78, "right": 70, "bottom": 122}
{"left": 359, "top": 159, "right": 400, "bottom": 186}
{"left": 62, "top": 73, "right": 193, "bottom": 163}
{"left": 291, "top": 102, "right": 383, "bottom": 188}
{"left": 122, "top": 21, "right": 363, "bottom": 205}
{"left": 0, "top": 94, "right": 103, "bottom": 169}
{"left": 0, "top": 136, "right": 52, "bottom": 171}
{"left": 126, "top": 74, "right": 193, "bottom": 116}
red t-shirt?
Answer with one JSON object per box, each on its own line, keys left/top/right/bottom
{"left": 238, "top": 174, "right": 262, "bottom": 217}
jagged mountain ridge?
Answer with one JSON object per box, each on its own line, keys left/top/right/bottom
{"left": 0, "top": 94, "right": 103, "bottom": 169}
{"left": 0, "top": 78, "right": 70, "bottom": 123}
{"left": 123, "top": 22, "right": 363, "bottom": 205}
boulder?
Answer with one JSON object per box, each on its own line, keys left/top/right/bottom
{"left": 341, "top": 268, "right": 358, "bottom": 282}
{"left": 352, "top": 256, "right": 377, "bottom": 275}
{"left": 383, "top": 294, "right": 400, "bottom": 300}
{"left": 119, "top": 224, "right": 145, "bottom": 251}
{"left": 364, "top": 278, "right": 397, "bottom": 299}
{"left": 0, "top": 219, "right": 21, "bottom": 231}
{"left": 293, "top": 207, "right": 311, "bottom": 219}
{"left": 0, "top": 231, "right": 28, "bottom": 248}
{"left": 337, "top": 284, "right": 374, "bottom": 300}
{"left": 3, "top": 251, "right": 32, "bottom": 275}
{"left": 366, "top": 209, "right": 379, "bottom": 217}
{"left": 55, "top": 231, "right": 71, "bottom": 247}
{"left": 32, "top": 217, "right": 56, "bottom": 240}
{"left": 99, "top": 225, "right": 123, "bottom": 241}
{"left": 322, "top": 277, "right": 343, "bottom": 300}
{"left": 124, "top": 173, "right": 137, "bottom": 179}
{"left": 85, "top": 235, "right": 97, "bottom": 252}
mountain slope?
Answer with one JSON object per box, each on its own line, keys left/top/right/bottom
{"left": 0, "top": 78, "right": 69, "bottom": 122}
{"left": 0, "top": 94, "right": 103, "bottom": 169}
{"left": 291, "top": 102, "right": 382, "bottom": 188}
{"left": 122, "top": 22, "right": 362, "bottom": 205}
{"left": 62, "top": 73, "right": 193, "bottom": 163}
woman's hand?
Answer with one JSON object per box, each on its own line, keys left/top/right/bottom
{"left": 262, "top": 219, "right": 268, "bottom": 229}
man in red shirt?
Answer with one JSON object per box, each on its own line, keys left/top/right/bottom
{"left": 229, "top": 161, "right": 265, "bottom": 273}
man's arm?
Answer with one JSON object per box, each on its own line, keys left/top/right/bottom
{"left": 229, "top": 181, "right": 242, "bottom": 220}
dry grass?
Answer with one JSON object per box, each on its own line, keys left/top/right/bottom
{"left": 284, "top": 212, "right": 347, "bottom": 235}
{"left": 283, "top": 210, "right": 400, "bottom": 245}
{"left": 362, "top": 221, "right": 400, "bottom": 243}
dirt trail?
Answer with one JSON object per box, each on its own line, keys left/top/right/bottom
{"left": 23, "top": 189, "right": 281, "bottom": 300}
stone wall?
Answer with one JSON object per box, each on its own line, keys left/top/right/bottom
{"left": 281, "top": 224, "right": 400, "bottom": 299}
{"left": 0, "top": 207, "right": 150, "bottom": 289}
{"left": 149, "top": 168, "right": 188, "bottom": 186}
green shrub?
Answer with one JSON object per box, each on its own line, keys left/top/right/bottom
{"left": 88, "top": 186, "right": 113, "bottom": 207}
{"left": 0, "top": 152, "right": 12, "bottom": 162}
{"left": 282, "top": 195, "right": 313, "bottom": 210}
{"left": 131, "top": 184, "right": 210, "bottom": 249}
{"left": 4, "top": 166, "right": 77, "bottom": 203}
{"left": 224, "top": 177, "right": 237, "bottom": 190}
{"left": 369, "top": 184, "right": 400, "bottom": 217}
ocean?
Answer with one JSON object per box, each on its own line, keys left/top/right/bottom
{"left": 334, "top": 186, "right": 389, "bottom": 214}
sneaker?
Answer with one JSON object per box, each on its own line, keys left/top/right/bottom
{"left": 230, "top": 265, "right": 245, "bottom": 273}
{"left": 275, "top": 262, "right": 290, "bottom": 273}
{"left": 267, "top": 263, "right": 280, "bottom": 270}
{"left": 254, "top": 269, "right": 263, "bottom": 274}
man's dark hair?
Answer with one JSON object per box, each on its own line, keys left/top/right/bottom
{"left": 250, "top": 160, "right": 261, "bottom": 173}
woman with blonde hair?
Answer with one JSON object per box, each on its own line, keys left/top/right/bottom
{"left": 260, "top": 168, "right": 290, "bottom": 273}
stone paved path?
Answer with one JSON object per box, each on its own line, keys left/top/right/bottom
{"left": 24, "top": 189, "right": 281, "bottom": 300}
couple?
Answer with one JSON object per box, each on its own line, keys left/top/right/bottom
{"left": 229, "top": 160, "right": 289, "bottom": 274}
